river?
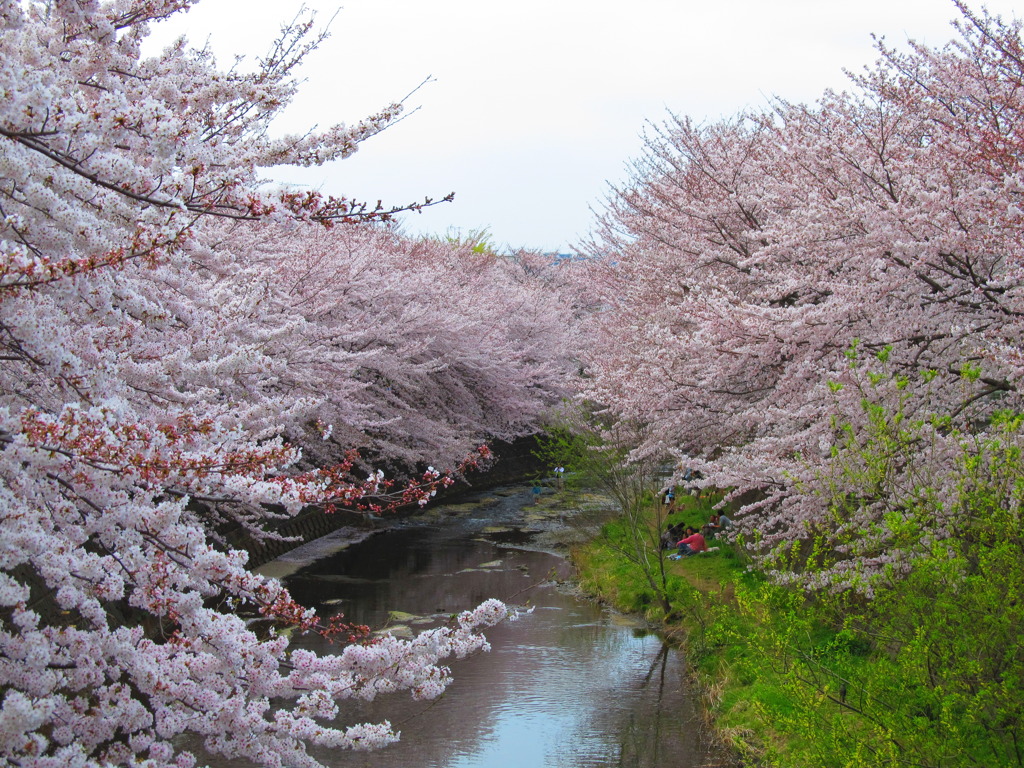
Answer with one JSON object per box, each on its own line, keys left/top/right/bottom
{"left": 248, "top": 485, "right": 714, "bottom": 768}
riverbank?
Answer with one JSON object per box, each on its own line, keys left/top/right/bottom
{"left": 566, "top": 486, "right": 1021, "bottom": 768}
{"left": 564, "top": 489, "right": 854, "bottom": 768}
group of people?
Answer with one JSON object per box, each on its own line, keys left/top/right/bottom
{"left": 661, "top": 512, "right": 733, "bottom": 560}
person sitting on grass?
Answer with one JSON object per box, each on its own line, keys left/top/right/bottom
{"left": 702, "top": 512, "right": 734, "bottom": 539}
{"left": 672, "top": 527, "right": 707, "bottom": 559}
{"left": 660, "top": 521, "right": 685, "bottom": 550}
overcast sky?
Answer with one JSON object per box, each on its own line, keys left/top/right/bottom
{"left": 145, "top": 1, "right": 1023, "bottom": 253}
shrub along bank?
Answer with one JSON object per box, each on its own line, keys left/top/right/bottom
{"left": 570, "top": 489, "right": 1024, "bottom": 768}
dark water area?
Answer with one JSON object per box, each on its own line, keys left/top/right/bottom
{"left": 233, "top": 489, "right": 712, "bottom": 767}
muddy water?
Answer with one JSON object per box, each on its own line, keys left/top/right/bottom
{"left": 262, "top": 489, "right": 711, "bottom": 768}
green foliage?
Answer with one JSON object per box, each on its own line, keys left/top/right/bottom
{"left": 752, "top": 373, "right": 1024, "bottom": 767}
{"left": 845, "top": 338, "right": 861, "bottom": 362}
{"left": 435, "top": 226, "right": 498, "bottom": 255}
{"left": 960, "top": 360, "right": 983, "bottom": 382}
{"left": 533, "top": 404, "right": 630, "bottom": 492}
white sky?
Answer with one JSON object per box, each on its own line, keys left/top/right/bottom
{"left": 145, "top": 1, "right": 1023, "bottom": 252}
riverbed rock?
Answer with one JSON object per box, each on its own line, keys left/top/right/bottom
{"left": 388, "top": 610, "right": 419, "bottom": 623}
{"left": 377, "top": 625, "right": 414, "bottom": 639}
{"left": 442, "top": 503, "right": 480, "bottom": 515}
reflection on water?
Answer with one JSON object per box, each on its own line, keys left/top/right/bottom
{"left": 277, "top": 519, "right": 709, "bottom": 768}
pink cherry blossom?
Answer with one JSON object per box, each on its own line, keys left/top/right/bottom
{"left": 575, "top": 2, "right": 1024, "bottom": 586}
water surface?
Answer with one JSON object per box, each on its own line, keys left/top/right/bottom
{"left": 275, "top": 491, "right": 711, "bottom": 768}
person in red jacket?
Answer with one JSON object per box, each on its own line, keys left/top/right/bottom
{"left": 673, "top": 527, "right": 707, "bottom": 558}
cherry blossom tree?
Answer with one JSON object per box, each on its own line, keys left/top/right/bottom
{"left": 0, "top": 2, "right": 559, "bottom": 765}
{"left": 577, "top": 2, "right": 1024, "bottom": 581}
{"left": 213, "top": 220, "right": 578, "bottom": 474}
